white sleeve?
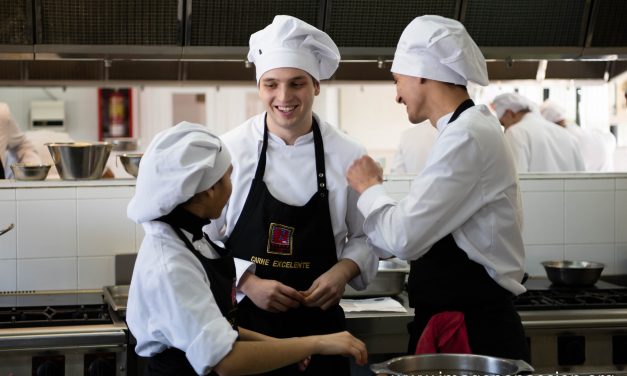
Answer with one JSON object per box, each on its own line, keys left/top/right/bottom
{"left": 148, "top": 258, "right": 238, "bottom": 375}
{"left": 357, "top": 128, "right": 484, "bottom": 260}
{"left": 338, "top": 185, "right": 379, "bottom": 290}
{"left": 5, "top": 113, "right": 41, "bottom": 165}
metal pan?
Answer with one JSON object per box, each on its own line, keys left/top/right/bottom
{"left": 371, "top": 353, "right": 534, "bottom": 376}
{"left": 541, "top": 260, "right": 604, "bottom": 286}
{"left": 103, "top": 285, "right": 129, "bottom": 316}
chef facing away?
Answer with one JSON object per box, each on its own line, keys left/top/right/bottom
{"left": 125, "top": 122, "right": 367, "bottom": 375}
{"left": 205, "top": 15, "right": 378, "bottom": 376}
{"left": 347, "top": 15, "right": 530, "bottom": 361}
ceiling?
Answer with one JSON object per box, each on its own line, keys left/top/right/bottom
{"left": 1, "top": 0, "right": 627, "bottom": 83}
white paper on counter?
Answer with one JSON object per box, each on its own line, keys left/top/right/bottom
{"left": 340, "top": 297, "right": 407, "bottom": 313}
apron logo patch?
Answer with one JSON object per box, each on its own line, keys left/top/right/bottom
{"left": 267, "top": 223, "right": 294, "bottom": 255}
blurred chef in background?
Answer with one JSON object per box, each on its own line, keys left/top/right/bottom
{"left": 540, "top": 100, "right": 616, "bottom": 172}
{"left": 347, "top": 15, "right": 529, "bottom": 361}
{"left": 492, "top": 93, "right": 585, "bottom": 172}
{"left": 390, "top": 120, "right": 437, "bottom": 174}
{"left": 0, "top": 102, "right": 41, "bottom": 179}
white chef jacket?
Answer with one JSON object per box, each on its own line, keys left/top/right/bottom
{"left": 566, "top": 125, "right": 616, "bottom": 172}
{"left": 390, "top": 121, "right": 438, "bottom": 174}
{"left": 357, "top": 105, "right": 526, "bottom": 296}
{"left": 206, "top": 112, "right": 378, "bottom": 291}
{"left": 0, "top": 103, "right": 40, "bottom": 177}
{"left": 127, "top": 221, "right": 238, "bottom": 375}
{"left": 504, "top": 112, "right": 585, "bottom": 173}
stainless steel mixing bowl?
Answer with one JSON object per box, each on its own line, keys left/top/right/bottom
{"left": 118, "top": 153, "right": 142, "bottom": 178}
{"left": 541, "top": 260, "right": 604, "bottom": 286}
{"left": 46, "top": 142, "right": 112, "bottom": 180}
{"left": 10, "top": 163, "right": 51, "bottom": 180}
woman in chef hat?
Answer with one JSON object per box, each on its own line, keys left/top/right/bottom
{"left": 126, "top": 122, "right": 367, "bottom": 375}
{"left": 205, "top": 15, "right": 378, "bottom": 376}
{"left": 347, "top": 16, "right": 530, "bottom": 361}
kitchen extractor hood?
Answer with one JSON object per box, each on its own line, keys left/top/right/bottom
{"left": 0, "top": 0, "right": 627, "bottom": 82}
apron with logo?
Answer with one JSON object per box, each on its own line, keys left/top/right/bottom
{"left": 147, "top": 210, "right": 238, "bottom": 376}
{"left": 406, "top": 99, "right": 530, "bottom": 362}
{"left": 226, "top": 117, "right": 349, "bottom": 375}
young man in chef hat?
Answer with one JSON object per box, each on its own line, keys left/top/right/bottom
{"left": 126, "top": 122, "right": 367, "bottom": 375}
{"left": 347, "top": 15, "right": 530, "bottom": 361}
{"left": 493, "top": 92, "right": 585, "bottom": 172}
{"left": 204, "top": 15, "right": 378, "bottom": 375}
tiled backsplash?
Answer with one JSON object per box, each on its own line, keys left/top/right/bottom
{"left": 1, "top": 175, "right": 627, "bottom": 291}
{"left": 385, "top": 174, "right": 627, "bottom": 277}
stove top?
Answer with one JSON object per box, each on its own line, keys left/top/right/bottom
{"left": 514, "top": 278, "right": 627, "bottom": 311}
{"left": 0, "top": 290, "right": 111, "bottom": 328}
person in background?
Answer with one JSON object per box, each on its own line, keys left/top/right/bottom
{"left": 126, "top": 122, "right": 367, "bottom": 376}
{"left": 0, "top": 102, "right": 41, "bottom": 179}
{"left": 492, "top": 92, "right": 585, "bottom": 172}
{"left": 205, "top": 15, "right": 378, "bottom": 375}
{"left": 390, "top": 120, "right": 437, "bottom": 174}
{"left": 346, "top": 15, "right": 530, "bottom": 361}
{"left": 540, "top": 100, "right": 616, "bottom": 172}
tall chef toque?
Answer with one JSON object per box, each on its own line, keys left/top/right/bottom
{"left": 492, "top": 92, "right": 539, "bottom": 120}
{"left": 391, "top": 15, "right": 489, "bottom": 86}
{"left": 127, "top": 122, "right": 231, "bottom": 224}
{"left": 540, "top": 100, "right": 566, "bottom": 123}
{"left": 247, "top": 15, "right": 340, "bottom": 83}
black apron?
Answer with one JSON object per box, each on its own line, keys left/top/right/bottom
{"left": 226, "top": 117, "right": 349, "bottom": 376}
{"left": 406, "top": 99, "right": 530, "bottom": 362}
{"left": 147, "top": 208, "right": 238, "bottom": 376}
{"left": 0, "top": 158, "right": 5, "bottom": 179}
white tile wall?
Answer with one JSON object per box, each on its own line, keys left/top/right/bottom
{"left": 17, "top": 258, "right": 77, "bottom": 291}
{"left": 2, "top": 176, "right": 627, "bottom": 291}
{"left": 564, "top": 191, "right": 614, "bottom": 244}
{"left": 17, "top": 200, "right": 77, "bottom": 258}
{"left": 77, "top": 198, "right": 135, "bottom": 256}
{"left": 520, "top": 191, "right": 564, "bottom": 245}
{"left": 616, "top": 190, "right": 627, "bottom": 243}
{"left": 0, "top": 201, "right": 17, "bottom": 259}
{"left": 78, "top": 256, "right": 115, "bottom": 289}
{"left": 0, "top": 259, "right": 17, "bottom": 292}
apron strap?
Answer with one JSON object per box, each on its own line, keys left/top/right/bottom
{"left": 256, "top": 115, "right": 328, "bottom": 194}
{"left": 449, "top": 99, "right": 475, "bottom": 124}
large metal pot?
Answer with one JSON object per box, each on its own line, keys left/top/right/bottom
{"left": 371, "top": 354, "right": 534, "bottom": 376}
{"left": 344, "top": 258, "right": 409, "bottom": 298}
{"left": 47, "top": 142, "right": 112, "bottom": 180}
{"left": 541, "top": 260, "right": 604, "bottom": 286}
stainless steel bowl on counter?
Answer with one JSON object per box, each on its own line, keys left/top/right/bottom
{"left": 371, "top": 353, "right": 534, "bottom": 376}
{"left": 46, "top": 142, "right": 112, "bottom": 180}
{"left": 541, "top": 260, "right": 604, "bottom": 286}
{"left": 10, "top": 163, "right": 51, "bottom": 180}
{"left": 118, "top": 153, "right": 142, "bottom": 177}
{"left": 344, "top": 258, "right": 409, "bottom": 298}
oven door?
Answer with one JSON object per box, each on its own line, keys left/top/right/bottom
{"left": 0, "top": 326, "right": 128, "bottom": 376}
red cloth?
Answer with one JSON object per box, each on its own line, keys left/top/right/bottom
{"left": 415, "top": 311, "right": 472, "bottom": 354}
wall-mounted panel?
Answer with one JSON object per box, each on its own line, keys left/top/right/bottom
{"left": 36, "top": 0, "right": 181, "bottom": 45}
{"left": 587, "top": 0, "right": 627, "bottom": 47}
{"left": 0, "top": 0, "right": 32, "bottom": 44}
{"left": 325, "top": 0, "right": 458, "bottom": 48}
{"left": 462, "top": 0, "right": 587, "bottom": 47}
{"left": 26, "top": 60, "right": 103, "bottom": 81}
{"left": 189, "top": 0, "right": 323, "bottom": 46}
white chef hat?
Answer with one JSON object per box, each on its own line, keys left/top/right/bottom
{"left": 247, "top": 15, "right": 340, "bottom": 83}
{"left": 540, "top": 100, "right": 566, "bottom": 123}
{"left": 491, "top": 92, "right": 538, "bottom": 119}
{"left": 391, "top": 15, "right": 489, "bottom": 86}
{"left": 127, "top": 122, "right": 231, "bottom": 224}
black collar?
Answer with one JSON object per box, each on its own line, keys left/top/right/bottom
{"left": 157, "top": 206, "right": 210, "bottom": 242}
